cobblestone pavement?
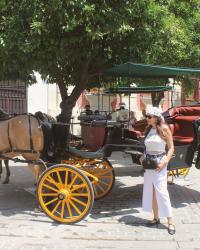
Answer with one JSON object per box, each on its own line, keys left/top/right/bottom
{"left": 0, "top": 152, "right": 200, "bottom": 250}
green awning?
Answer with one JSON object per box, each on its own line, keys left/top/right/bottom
{"left": 104, "top": 86, "right": 172, "bottom": 94}
{"left": 103, "top": 62, "right": 200, "bottom": 78}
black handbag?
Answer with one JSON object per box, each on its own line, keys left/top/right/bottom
{"left": 142, "top": 158, "right": 158, "bottom": 169}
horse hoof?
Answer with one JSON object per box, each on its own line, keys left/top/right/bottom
{"left": 2, "top": 178, "right": 9, "bottom": 184}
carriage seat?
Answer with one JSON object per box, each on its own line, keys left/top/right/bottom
{"left": 169, "top": 116, "right": 197, "bottom": 145}
{"left": 164, "top": 105, "right": 200, "bottom": 118}
{"left": 164, "top": 105, "right": 200, "bottom": 145}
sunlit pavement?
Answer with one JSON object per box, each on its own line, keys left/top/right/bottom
{"left": 0, "top": 152, "right": 200, "bottom": 250}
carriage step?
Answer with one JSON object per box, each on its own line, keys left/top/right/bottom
{"left": 124, "top": 150, "right": 143, "bottom": 156}
{"left": 67, "top": 146, "right": 104, "bottom": 159}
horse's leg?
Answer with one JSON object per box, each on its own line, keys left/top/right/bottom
{"left": 28, "top": 163, "right": 46, "bottom": 212}
{"left": 28, "top": 163, "right": 46, "bottom": 182}
{"left": 2, "top": 160, "right": 10, "bottom": 184}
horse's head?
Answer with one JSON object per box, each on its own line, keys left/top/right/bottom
{"left": 35, "top": 111, "right": 56, "bottom": 123}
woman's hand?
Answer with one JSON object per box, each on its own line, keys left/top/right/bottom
{"left": 139, "top": 155, "right": 144, "bottom": 165}
{"left": 155, "top": 161, "right": 166, "bottom": 172}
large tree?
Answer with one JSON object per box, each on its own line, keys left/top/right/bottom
{"left": 0, "top": 0, "right": 199, "bottom": 122}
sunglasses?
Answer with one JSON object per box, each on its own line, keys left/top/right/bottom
{"left": 145, "top": 115, "right": 153, "bottom": 119}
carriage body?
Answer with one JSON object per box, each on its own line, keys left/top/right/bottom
{"left": 79, "top": 103, "right": 200, "bottom": 173}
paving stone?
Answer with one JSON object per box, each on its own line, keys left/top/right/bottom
{"left": 0, "top": 152, "right": 200, "bottom": 249}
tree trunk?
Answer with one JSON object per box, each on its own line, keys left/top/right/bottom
{"left": 56, "top": 61, "right": 89, "bottom": 126}
{"left": 151, "top": 92, "right": 164, "bottom": 107}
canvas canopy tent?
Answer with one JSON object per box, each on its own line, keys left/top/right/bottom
{"left": 104, "top": 86, "right": 173, "bottom": 111}
{"left": 104, "top": 86, "right": 172, "bottom": 94}
{"left": 103, "top": 62, "right": 200, "bottom": 78}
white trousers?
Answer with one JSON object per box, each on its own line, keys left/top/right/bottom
{"left": 142, "top": 166, "right": 172, "bottom": 218}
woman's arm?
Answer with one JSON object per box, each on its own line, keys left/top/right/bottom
{"left": 163, "top": 126, "right": 174, "bottom": 164}
{"left": 156, "top": 125, "right": 174, "bottom": 171}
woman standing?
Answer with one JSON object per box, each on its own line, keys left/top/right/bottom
{"left": 140, "top": 107, "right": 175, "bottom": 235}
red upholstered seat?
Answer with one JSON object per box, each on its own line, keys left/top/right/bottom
{"left": 170, "top": 115, "right": 199, "bottom": 145}
{"left": 133, "top": 105, "right": 200, "bottom": 144}
{"left": 164, "top": 106, "right": 200, "bottom": 145}
{"left": 173, "top": 135, "right": 194, "bottom": 145}
{"left": 164, "top": 105, "right": 200, "bottom": 117}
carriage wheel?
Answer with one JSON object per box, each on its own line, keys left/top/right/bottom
{"left": 168, "top": 168, "right": 190, "bottom": 177}
{"left": 37, "top": 164, "right": 94, "bottom": 224}
{"left": 64, "top": 158, "right": 115, "bottom": 200}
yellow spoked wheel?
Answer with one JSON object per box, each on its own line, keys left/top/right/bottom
{"left": 64, "top": 158, "right": 115, "bottom": 200}
{"left": 37, "top": 164, "right": 94, "bottom": 224}
{"left": 168, "top": 168, "right": 190, "bottom": 177}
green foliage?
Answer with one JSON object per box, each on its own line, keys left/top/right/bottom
{"left": 0, "top": 0, "right": 199, "bottom": 96}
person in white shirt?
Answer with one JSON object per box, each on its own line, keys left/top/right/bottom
{"left": 140, "top": 107, "right": 175, "bottom": 235}
{"left": 111, "top": 102, "right": 129, "bottom": 121}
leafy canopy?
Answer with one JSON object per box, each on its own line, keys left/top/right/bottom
{"left": 0, "top": 0, "right": 199, "bottom": 91}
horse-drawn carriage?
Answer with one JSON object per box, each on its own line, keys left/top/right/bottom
{"left": 0, "top": 111, "right": 115, "bottom": 224}
{"left": 1, "top": 63, "right": 200, "bottom": 224}
{"left": 1, "top": 102, "right": 200, "bottom": 224}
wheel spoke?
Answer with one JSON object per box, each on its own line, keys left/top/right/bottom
{"left": 66, "top": 200, "right": 72, "bottom": 218}
{"left": 99, "top": 169, "right": 112, "bottom": 175}
{"left": 44, "top": 197, "right": 58, "bottom": 206}
{"left": 95, "top": 182, "right": 105, "bottom": 192}
{"left": 70, "top": 183, "right": 86, "bottom": 192}
{"left": 68, "top": 174, "right": 78, "bottom": 188}
{"left": 61, "top": 201, "right": 65, "bottom": 219}
{"left": 56, "top": 170, "right": 63, "bottom": 185}
{"left": 65, "top": 170, "right": 68, "bottom": 185}
{"left": 52, "top": 200, "right": 62, "bottom": 214}
{"left": 42, "top": 183, "right": 59, "bottom": 193}
{"left": 69, "top": 200, "right": 81, "bottom": 215}
{"left": 95, "top": 174, "right": 111, "bottom": 178}
{"left": 98, "top": 179, "right": 110, "bottom": 186}
{"left": 46, "top": 176, "right": 60, "bottom": 189}
{"left": 70, "top": 197, "right": 87, "bottom": 207}
{"left": 71, "top": 193, "right": 89, "bottom": 197}
{"left": 42, "top": 193, "right": 58, "bottom": 197}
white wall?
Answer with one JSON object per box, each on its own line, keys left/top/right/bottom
{"left": 28, "top": 74, "right": 48, "bottom": 114}
{"left": 47, "top": 84, "right": 61, "bottom": 118}
{"left": 28, "top": 73, "right": 60, "bottom": 118}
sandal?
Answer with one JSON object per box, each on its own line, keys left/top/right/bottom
{"left": 146, "top": 218, "right": 160, "bottom": 227}
{"left": 168, "top": 224, "right": 176, "bottom": 235}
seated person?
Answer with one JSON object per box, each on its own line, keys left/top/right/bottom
{"left": 85, "top": 104, "right": 93, "bottom": 115}
{"left": 111, "top": 102, "right": 129, "bottom": 121}
{"left": 94, "top": 109, "right": 100, "bottom": 115}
